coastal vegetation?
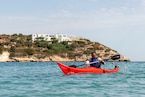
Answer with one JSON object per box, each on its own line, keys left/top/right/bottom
{"left": 0, "top": 34, "right": 129, "bottom": 62}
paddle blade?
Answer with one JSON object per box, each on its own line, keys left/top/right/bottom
{"left": 69, "top": 65, "right": 77, "bottom": 68}
{"left": 111, "top": 55, "right": 120, "bottom": 60}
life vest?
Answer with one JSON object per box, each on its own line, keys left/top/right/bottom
{"left": 90, "top": 58, "right": 100, "bottom": 68}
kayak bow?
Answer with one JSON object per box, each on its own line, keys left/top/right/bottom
{"left": 57, "top": 62, "right": 119, "bottom": 75}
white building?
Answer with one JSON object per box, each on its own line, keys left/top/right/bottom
{"left": 54, "top": 34, "right": 71, "bottom": 42}
{"left": 32, "top": 34, "right": 52, "bottom": 42}
{"left": 32, "top": 33, "right": 72, "bottom": 42}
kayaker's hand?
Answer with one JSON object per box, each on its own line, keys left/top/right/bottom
{"left": 85, "top": 60, "right": 90, "bottom": 65}
{"left": 101, "top": 61, "right": 105, "bottom": 65}
{"left": 98, "top": 58, "right": 105, "bottom": 65}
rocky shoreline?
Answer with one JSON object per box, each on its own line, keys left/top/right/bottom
{"left": 0, "top": 51, "right": 130, "bottom": 62}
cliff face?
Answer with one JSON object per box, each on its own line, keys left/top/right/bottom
{"left": 0, "top": 34, "right": 130, "bottom": 62}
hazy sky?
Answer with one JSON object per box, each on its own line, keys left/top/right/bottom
{"left": 0, "top": 0, "right": 145, "bottom": 61}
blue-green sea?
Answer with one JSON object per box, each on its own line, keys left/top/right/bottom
{"left": 0, "top": 62, "right": 145, "bottom": 97}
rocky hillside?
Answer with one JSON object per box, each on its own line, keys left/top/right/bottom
{"left": 0, "top": 34, "right": 130, "bottom": 62}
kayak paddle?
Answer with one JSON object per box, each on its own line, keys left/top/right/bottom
{"left": 69, "top": 54, "right": 120, "bottom": 68}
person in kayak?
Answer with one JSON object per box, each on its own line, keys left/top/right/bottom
{"left": 86, "top": 52, "right": 104, "bottom": 68}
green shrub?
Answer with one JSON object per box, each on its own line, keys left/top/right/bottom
{"left": 84, "top": 50, "right": 92, "bottom": 55}
{"left": 69, "top": 42, "right": 78, "bottom": 48}
{"left": 0, "top": 46, "right": 3, "bottom": 54}
{"left": 96, "top": 47, "right": 104, "bottom": 50}
{"left": 78, "top": 41, "right": 85, "bottom": 47}
{"left": 51, "top": 43, "right": 67, "bottom": 53}
{"left": 61, "top": 41, "right": 68, "bottom": 45}
{"left": 9, "top": 52, "right": 15, "bottom": 58}
{"left": 34, "top": 40, "right": 49, "bottom": 48}
{"left": 24, "top": 48, "right": 35, "bottom": 55}
{"left": 105, "top": 49, "right": 111, "bottom": 52}
{"left": 9, "top": 46, "right": 16, "bottom": 53}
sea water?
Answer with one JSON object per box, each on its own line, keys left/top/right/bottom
{"left": 0, "top": 62, "right": 145, "bottom": 97}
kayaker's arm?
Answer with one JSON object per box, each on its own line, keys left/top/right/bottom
{"left": 85, "top": 60, "right": 105, "bottom": 65}
{"left": 69, "top": 60, "right": 105, "bottom": 68}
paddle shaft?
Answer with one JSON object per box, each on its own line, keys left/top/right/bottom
{"left": 74, "top": 61, "right": 101, "bottom": 67}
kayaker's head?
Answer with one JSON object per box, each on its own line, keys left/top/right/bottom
{"left": 91, "top": 52, "right": 97, "bottom": 58}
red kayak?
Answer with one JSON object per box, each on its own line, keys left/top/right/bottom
{"left": 58, "top": 62, "right": 119, "bottom": 75}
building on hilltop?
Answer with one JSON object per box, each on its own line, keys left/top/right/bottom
{"left": 32, "top": 34, "right": 52, "bottom": 42}
{"left": 32, "top": 33, "right": 74, "bottom": 42}
{"left": 55, "top": 34, "right": 71, "bottom": 42}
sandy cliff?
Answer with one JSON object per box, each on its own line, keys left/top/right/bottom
{"left": 0, "top": 52, "right": 10, "bottom": 62}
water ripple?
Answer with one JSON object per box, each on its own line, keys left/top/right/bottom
{"left": 0, "top": 62, "right": 145, "bottom": 97}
